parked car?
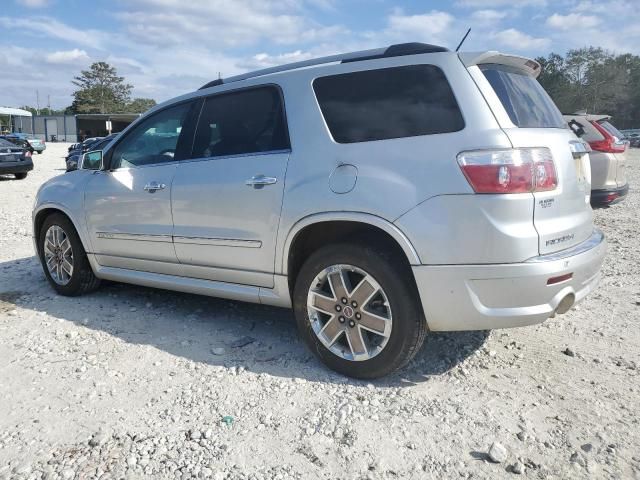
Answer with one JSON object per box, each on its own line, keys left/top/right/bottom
{"left": 65, "top": 137, "right": 105, "bottom": 168}
{"left": 0, "top": 135, "right": 33, "bottom": 153}
{"left": 625, "top": 133, "right": 640, "bottom": 148}
{"left": 68, "top": 137, "right": 103, "bottom": 153}
{"left": 1, "top": 134, "right": 46, "bottom": 154}
{"left": 0, "top": 137, "right": 33, "bottom": 179}
{"left": 565, "top": 113, "right": 629, "bottom": 206}
{"left": 32, "top": 42, "right": 606, "bottom": 378}
{"left": 26, "top": 135, "right": 46, "bottom": 154}
{"left": 66, "top": 134, "right": 118, "bottom": 171}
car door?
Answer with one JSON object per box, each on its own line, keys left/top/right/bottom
{"left": 171, "top": 86, "right": 291, "bottom": 288}
{"left": 84, "top": 100, "right": 198, "bottom": 275}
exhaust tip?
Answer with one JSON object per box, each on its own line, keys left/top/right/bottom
{"left": 555, "top": 293, "right": 576, "bottom": 315}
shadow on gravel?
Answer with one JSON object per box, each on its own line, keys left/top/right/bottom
{"left": 1, "top": 255, "right": 488, "bottom": 387}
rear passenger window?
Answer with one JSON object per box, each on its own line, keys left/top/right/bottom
{"left": 313, "top": 65, "right": 464, "bottom": 143}
{"left": 192, "top": 86, "right": 289, "bottom": 158}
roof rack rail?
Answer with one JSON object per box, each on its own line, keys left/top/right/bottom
{"left": 198, "top": 42, "right": 449, "bottom": 90}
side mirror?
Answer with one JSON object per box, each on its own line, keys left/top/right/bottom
{"left": 81, "top": 150, "right": 103, "bottom": 170}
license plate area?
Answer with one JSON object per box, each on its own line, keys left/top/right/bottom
{"left": 0, "top": 154, "right": 16, "bottom": 162}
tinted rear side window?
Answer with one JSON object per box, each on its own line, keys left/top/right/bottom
{"left": 192, "top": 86, "right": 289, "bottom": 159}
{"left": 481, "top": 64, "right": 565, "bottom": 129}
{"left": 313, "top": 65, "right": 464, "bottom": 143}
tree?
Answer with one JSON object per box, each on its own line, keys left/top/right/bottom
{"left": 537, "top": 48, "right": 640, "bottom": 129}
{"left": 71, "top": 62, "right": 133, "bottom": 114}
{"left": 126, "top": 98, "right": 156, "bottom": 113}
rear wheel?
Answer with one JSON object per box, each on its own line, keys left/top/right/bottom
{"left": 293, "top": 242, "right": 427, "bottom": 378}
{"left": 38, "top": 213, "right": 101, "bottom": 296}
{"left": 14, "top": 172, "right": 27, "bottom": 179}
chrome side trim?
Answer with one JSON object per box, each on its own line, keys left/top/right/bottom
{"left": 93, "top": 265, "right": 293, "bottom": 308}
{"left": 173, "top": 236, "right": 262, "bottom": 248}
{"left": 96, "top": 232, "right": 172, "bottom": 243}
{"left": 526, "top": 229, "right": 605, "bottom": 263}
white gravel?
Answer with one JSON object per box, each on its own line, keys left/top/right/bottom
{"left": 0, "top": 143, "right": 639, "bottom": 479}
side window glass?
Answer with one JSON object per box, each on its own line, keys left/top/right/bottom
{"left": 313, "top": 65, "right": 464, "bottom": 143}
{"left": 192, "top": 86, "right": 289, "bottom": 159}
{"left": 110, "top": 102, "right": 193, "bottom": 169}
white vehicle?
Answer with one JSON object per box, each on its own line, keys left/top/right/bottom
{"left": 33, "top": 43, "right": 606, "bottom": 378}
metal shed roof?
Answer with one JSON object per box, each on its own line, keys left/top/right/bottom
{"left": 0, "top": 107, "right": 32, "bottom": 117}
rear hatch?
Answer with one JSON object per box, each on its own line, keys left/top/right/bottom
{"left": 462, "top": 53, "right": 593, "bottom": 255}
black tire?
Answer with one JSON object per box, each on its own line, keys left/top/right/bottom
{"left": 38, "top": 213, "right": 101, "bottom": 296}
{"left": 14, "top": 172, "right": 27, "bottom": 180}
{"left": 293, "top": 242, "right": 427, "bottom": 379}
{"left": 37, "top": 151, "right": 43, "bottom": 154}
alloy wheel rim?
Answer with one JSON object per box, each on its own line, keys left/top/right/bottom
{"left": 307, "top": 264, "right": 392, "bottom": 361}
{"left": 43, "top": 225, "right": 74, "bottom": 285}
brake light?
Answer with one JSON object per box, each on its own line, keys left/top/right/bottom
{"left": 25, "top": 150, "right": 32, "bottom": 157}
{"left": 457, "top": 148, "right": 557, "bottom": 194}
{"left": 589, "top": 121, "right": 626, "bottom": 153}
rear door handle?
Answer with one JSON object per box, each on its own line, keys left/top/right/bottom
{"left": 143, "top": 181, "right": 166, "bottom": 193}
{"left": 245, "top": 175, "right": 277, "bottom": 189}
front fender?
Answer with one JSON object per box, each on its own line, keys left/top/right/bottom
{"left": 32, "top": 171, "right": 94, "bottom": 255}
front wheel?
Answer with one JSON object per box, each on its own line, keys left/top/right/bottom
{"left": 38, "top": 213, "right": 101, "bottom": 296}
{"left": 293, "top": 242, "right": 427, "bottom": 378}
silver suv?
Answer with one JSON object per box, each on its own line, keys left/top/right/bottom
{"left": 33, "top": 43, "right": 606, "bottom": 378}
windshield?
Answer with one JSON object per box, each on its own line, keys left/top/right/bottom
{"left": 481, "top": 64, "right": 565, "bottom": 129}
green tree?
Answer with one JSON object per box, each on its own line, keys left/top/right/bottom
{"left": 126, "top": 98, "right": 156, "bottom": 113}
{"left": 537, "top": 48, "right": 640, "bottom": 129}
{"left": 71, "top": 62, "right": 133, "bottom": 114}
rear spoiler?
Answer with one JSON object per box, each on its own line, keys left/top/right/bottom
{"left": 459, "top": 51, "right": 541, "bottom": 78}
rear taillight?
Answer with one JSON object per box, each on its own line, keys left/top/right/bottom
{"left": 589, "top": 121, "right": 626, "bottom": 153}
{"left": 457, "top": 148, "right": 557, "bottom": 194}
{"left": 25, "top": 150, "right": 32, "bottom": 157}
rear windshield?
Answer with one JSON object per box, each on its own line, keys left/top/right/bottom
{"left": 598, "top": 120, "right": 624, "bottom": 141}
{"left": 481, "top": 64, "right": 565, "bottom": 129}
{"left": 0, "top": 139, "right": 16, "bottom": 148}
{"left": 313, "top": 65, "right": 465, "bottom": 143}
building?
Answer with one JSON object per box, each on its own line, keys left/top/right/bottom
{"left": 0, "top": 108, "right": 139, "bottom": 142}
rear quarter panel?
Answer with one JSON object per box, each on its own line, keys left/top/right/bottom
{"left": 274, "top": 53, "right": 513, "bottom": 270}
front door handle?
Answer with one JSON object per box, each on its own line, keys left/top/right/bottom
{"left": 245, "top": 175, "right": 277, "bottom": 189}
{"left": 143, "top": 181, "right": 166, "bottom": 193}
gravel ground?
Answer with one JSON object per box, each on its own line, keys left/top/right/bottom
{"left": 0, "top": 143, "right": 639, "bottom": 480}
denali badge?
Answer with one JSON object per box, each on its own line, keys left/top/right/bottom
{"left": 546, "top": 234, "right": 575, "bottom": 247}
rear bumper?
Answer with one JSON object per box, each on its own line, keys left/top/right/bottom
{"left": 413, "top": 229, "right": 606, "bottom": 331}
{"left": 0, "top": 160, "right": 33, "bottom": 175}
{"left": 591, "top": 183, "right": 629, "bottom": 206}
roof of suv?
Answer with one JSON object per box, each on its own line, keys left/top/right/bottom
{"left": 199, "top": 42, "right": 450, "bottom": 90}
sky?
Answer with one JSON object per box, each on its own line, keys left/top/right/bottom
{"left": 1, "top": 0, "right": 639, "bottom": 110}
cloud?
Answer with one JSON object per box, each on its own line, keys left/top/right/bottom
{"left": 386, "top": 10, "right": 455, "bottom": 39}
{"left": 15, "top": 0, "right": 49, "bottom": 7}
{"left": 114, "top": 0, "right": 347, "bottom": 48}
{"left": 46, "top": 49, "right": 90, "bottom": 64}
{"left": 457, "top": 0, "right": 547, "bottom": 7}
{"left": 546, "top": 13, "right": 600, "bottom": 30}
{"left": 471, "top": 9, "right": 508, "bottom": 23}
{"left": 491, "top": 28, "right": 551, "bottom": 50}
{"left": 0, "top": 16, "right": 108, "bottom": 49}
